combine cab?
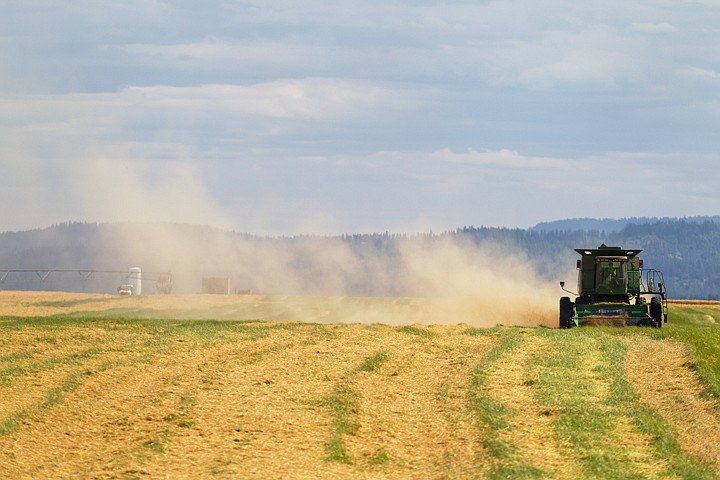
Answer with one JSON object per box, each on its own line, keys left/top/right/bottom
{"left": 559, "top": 244, "right": 667, "bottom": 328}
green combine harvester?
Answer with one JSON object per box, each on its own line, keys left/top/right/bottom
{"left": 559, "top": 244, "right": 668, "bottom": 328}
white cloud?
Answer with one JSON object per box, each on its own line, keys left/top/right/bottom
{"left": 628, "top": 22, "right": 677, "bottom": 34}
{"left": 428, "top": 148, "right": 569, "bottom": 169}
{"left": 2, "top": 1, "right": 720, "bottom": 232}
{"left": 1, "top": 78, "right": 402, "bottom": 150}
{"left": 681, "top": 0, "right": 720, "bottom": 5}
{"left": 126, "top": 39, "right": 326, "bottom": 68}
{"left": 492, "top": 27, "right": 635, "bottom": 89}
{"left": 123, "top": 78, "right": 395, "bottom": 119}
{"left": 117, "top": 1, "right": 656, "bottom": 92}
{"left": 684, "top": 67, "right": 720, "bottom": 80}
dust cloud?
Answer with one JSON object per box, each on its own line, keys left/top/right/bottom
{"left": 403, "top": 239, "right": 557, "bottom": 326}
{"left": 3, "top": 148, "right": 558, "bottom": 327}
{"left": 393, "top": 237, "right": 557, "bottom": 327}
{"left": 108, "top": 227, "right": 557, "bottom": 328}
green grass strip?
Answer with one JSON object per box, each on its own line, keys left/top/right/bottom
{"left": 0, "top": 351, "right": 33, "bottom": 363}
{"left": 604, "top": 332, "right": 718, "bottom": 479}
{"left": 654, "top": 310, "right": 720, "bottom": 401}
{"left": 532, "top": 329, "right": 719, "bottom": 479}
{"left": 596, "top": 327, "right": 720, "bottom": 479}
{"left": 142, "top": 430, "right": 173, "bottom": 454}
{"left": 0, "top": 341, "right": 121, "bottom": 386}
{"left": 397, "top": 325, "right": 435, "bottom": 338}
{"left": 589, "top": 304, "right": 720, "bottom": 402}
{"left": 32, "top": 298, "right": 114, "bottom": 308}
{"left": 0, "top": 368, "right": 94, "bottom": 437}
{"left": 1, "top": 317, "right": 274, "bottom": 381}
{"left": 324, "top": 381, "right": 359, "bottom": 463}
{"left": 0, "top": 409, "right": 28, "bottom": 436}
{"left": 324, "top": 351, "right": 389, "bottom": 463}
{"left": 467, "top": 330, "right": 518, "bottom": 434}
{"left": 0, "top": 316, "right": 283, "bottom": 442}
{"left": 355, "top": 352, "right": 389, "bottom": 373}
{"left": 530, "top": 330, "right": 641, "bottom": 479}
{"left": 466, "top": 328, "right": 547, "bottom": 478}
{"left": 634, "top": 404, "right": 718, "bottom": 479}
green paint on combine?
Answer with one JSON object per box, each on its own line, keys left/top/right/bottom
{"left": 559, "top": 244, "right": 668, "bottom": 328}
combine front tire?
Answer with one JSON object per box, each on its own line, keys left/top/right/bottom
{"left": 650, "top": 297, "right": 663, "bottom": 328}
{"left": 560, "top": 297, "right": 575, "bottom": 329}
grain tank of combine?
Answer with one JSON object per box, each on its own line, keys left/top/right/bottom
{"left": 559, "top": 244, "right": 668, "bottom": 328}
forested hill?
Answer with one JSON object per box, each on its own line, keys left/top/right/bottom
{"left": 453, "top": 219, "right": 720, "bottom": 299}
{"left": 531, "top": 216, "right": 720, "bottom": 233}
{"left": 0, "top": 219, "right": 718, "bottom": 299}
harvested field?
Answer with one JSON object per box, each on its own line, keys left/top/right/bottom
{"left": 625, "top": 336, "right": 720, "bottom": 469}
{"left": 1, "top": 292, "right": 719, "bottom": 479}
{"left": 484, "top": 335, "right": 584, "bottom": 479}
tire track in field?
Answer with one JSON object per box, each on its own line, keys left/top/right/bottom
{"left": 0, "top": 363, "right": 79, "bottom": 426}
{"left": 511, "top": 333, "right": 668, "bottom": 479}
{"left": 625, "top": 336, "right": 720, "bottom": 469}
{"left": 0, "top": 328, "right": 292, "bottom": 479}
{"left": 0, "top": 330, "right": 136, "bottom": 425}
{"left": 345, "top": 329, "right": 496, "bottom": 479}
{"left": 140, "top": 323, "right": 395, "bottom": 479}
{"left": 484, "top": 334, "right": 583, "bottom": 479}
{"left": 0, "top": 356, "right": 203, "bottom": 478}
{"left": 569, "top": 336, "right": 665, "bottom": 477}
{"left": 99, "top": 327, "right": 313, "bottom": 479}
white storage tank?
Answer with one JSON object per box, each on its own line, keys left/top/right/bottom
{"left": 129, "top": 267, "right": 142, "bottom": 296}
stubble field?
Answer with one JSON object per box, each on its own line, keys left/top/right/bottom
{"left": 1, "top": 291, "right": 720, "bottom": 479}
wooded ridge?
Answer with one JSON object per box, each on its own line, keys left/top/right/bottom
{"left": 0, "top": 218, "right": 718, "bottom": 299}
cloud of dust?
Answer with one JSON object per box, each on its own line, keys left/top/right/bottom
{"left": 108, "top": 227, "right": 558, "bottom": 328}
{"left": 1, "top": 121, "right": 557, "bottom": 328}
{"left": 389, "top": 236, "right": 558, "bottom": 327}
{"left": 69, "top": 155, "right": 235, "bottom": 230}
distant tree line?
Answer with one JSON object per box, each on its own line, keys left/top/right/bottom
{"left": 448, "top": 220, "right": 720, "bottom": 299}
{"left": 0, "top": 219, "right": 718, "bottom": 299}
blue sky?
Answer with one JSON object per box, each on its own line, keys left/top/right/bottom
{"left": 2, "top": 1, "right": 719, "bottom": 234}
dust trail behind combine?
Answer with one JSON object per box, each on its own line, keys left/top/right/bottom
{"left": 0, "top": 289, "right": 556, "bottom": 328}
{"left": 389, "top": 238, "right": 557, "bottom": 327}
{"left": 96, "top": 227, "right": 559, "bottom": 327}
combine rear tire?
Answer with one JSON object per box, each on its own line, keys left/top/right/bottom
{"left": 560, "top": 297, "right": 575, "bottom": 329}
{"left": 650, "top": 297, "right": 663, "bottom": 328}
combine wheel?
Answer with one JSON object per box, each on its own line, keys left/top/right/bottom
{"left": 560, "top": 297, "right": 575, "bottom": 329}
{"left": 650, "top": 297, "right": 663, "bottom": 328}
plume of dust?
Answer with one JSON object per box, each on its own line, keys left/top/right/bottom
{"left": 117, "top": 228, "right": 557, "bottom": 328}
{"left": 63, "top": 150, "right": 557, "bottom": 328}
{"left": 384, "top": 236, "right": 557, "bottom": 328}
